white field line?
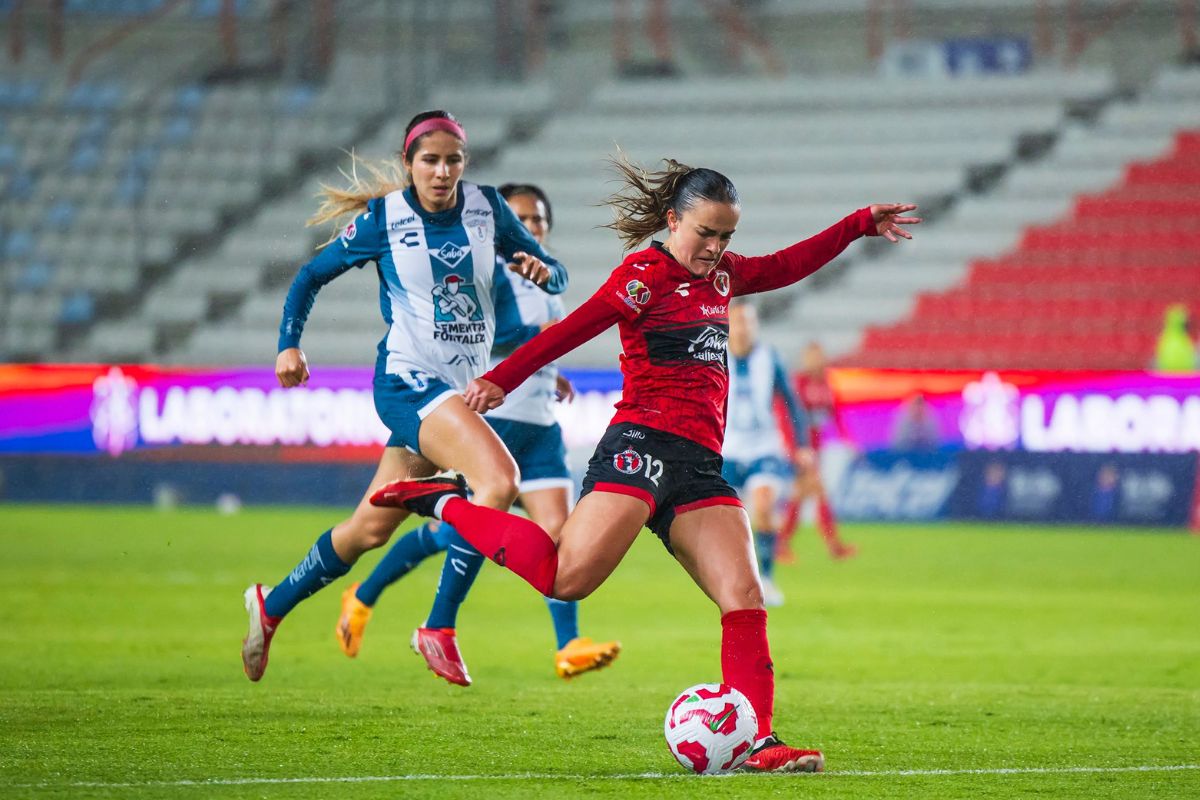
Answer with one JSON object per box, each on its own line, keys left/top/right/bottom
{"left": 8, "top": 764, "right": 1199, "bottom": 789}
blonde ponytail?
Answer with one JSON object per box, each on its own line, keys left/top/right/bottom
{"left": 308, "top": 152, "right": 408, "bottom": 245}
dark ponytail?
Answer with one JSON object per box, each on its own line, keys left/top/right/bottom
{"left": 604, "top": 154, "right": 739, "bottom": 251}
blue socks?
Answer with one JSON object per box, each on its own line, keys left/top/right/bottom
{"left": 755, "top": 530, "right": 777, "bottom": 582}
{"left": 356, "top": 523, "right": 445, "bottom": 606}
{"left": 425, "top": 524, "right": 485, "bottom": 629}
{"left": 263, "top": 529, "right": 351, "bottom": 619}
{"left": 545, "top": 598, "right": 579, "bottom": 649}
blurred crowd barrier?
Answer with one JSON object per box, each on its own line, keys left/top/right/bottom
{"left": 1, "top": 363, "right": 1198, "bottom": 529}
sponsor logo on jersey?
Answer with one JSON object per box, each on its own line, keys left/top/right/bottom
{"left": 432, "top": 275, "right": 487, "bottom": 345}
{"left": 700, "top": 304, "right": 726, "bottom": 316}
{"left": 625, "top": 279, "right": 651, "bottom": 305}
{"left": 613, "top": 448, "right": 644, "bottom": 475}
{"left": 622, "top": 428, "right": 646, "bottom": 440}
{"left": 687, "top": 325, "right": 729, "bottom": 362}
{"left": 713, "top": 270, "right": 730, "bottom": 297}
{"left": 389, "top": 214, "right": 417, "bottom": 230}
{"left": 396, "top": 230, "right": 420, "bottom": 248}
{"left": 432, "top": 241, "right": 469, "bottom": 269}
{"left": 644, "top": 321, "right": 730, "bottom": 369}
{"left": 464, "top": 208, "right": 492, "bottom": 218}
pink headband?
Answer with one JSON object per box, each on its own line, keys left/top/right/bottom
{"left": 403, "top": 118, "right": 467, "bottom": 154}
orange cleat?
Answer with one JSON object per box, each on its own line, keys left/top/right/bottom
{"left": 740, "top": 734, "right": 824, "bottom": 773}
{"left": 411, "top": 626, "right": 471, "bottom": 686}
{"left": 335, "top": 583, "right": 372, "bottom": 658}
{"left": 555, "top": 636, "right": 621, "bottom": 679}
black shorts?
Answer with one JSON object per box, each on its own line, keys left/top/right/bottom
{"left": 580, "top": 422, "right": 742, "bottom": 551}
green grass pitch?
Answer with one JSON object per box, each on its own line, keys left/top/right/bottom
{"left": 0, "top": 505, "right": 1197, "bottom": 799}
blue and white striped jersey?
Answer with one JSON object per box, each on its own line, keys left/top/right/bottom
{"left": 723, "top": 343, "right": 810, "bottom": 463}
{"left": 488, "top": 261, "right": 566, "bottom": 426}
{"left": 278, "top": 181, "right": 567, "bottom": 390}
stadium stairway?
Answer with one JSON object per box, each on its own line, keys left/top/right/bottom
{"left": 841, "top": 66, "right": 1200, "bottom": 370}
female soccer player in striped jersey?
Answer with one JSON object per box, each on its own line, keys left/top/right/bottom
{"left": 371, "top": 157, "right": 919, "bottom": 772}
{"left": 240, "top": 111, "right": 569, "bottom": 682}
{"left": 335, "top": 183, "right": 620, "bottom": 685}
{"left": 722, "top": 299, "right": 813, "bottom": 608}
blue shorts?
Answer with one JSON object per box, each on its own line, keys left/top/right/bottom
{"left": 486, "top": 417, "right": 571, "bottom": 491}
{"left": 373, "top": 373, "right": 458, "bottom": 453}
{"left": 721, "top": 455, "right": 793, "bottom": 495}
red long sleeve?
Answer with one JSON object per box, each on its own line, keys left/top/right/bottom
{"left": 483, "top": 293, "right": 623, "bottom": 393}
{"left": 730, "top": 207, "right": 876, "bottom": 296}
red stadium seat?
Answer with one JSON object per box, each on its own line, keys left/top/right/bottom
{"left": 850, "top": 127, "right": 1200, "bottom": 369}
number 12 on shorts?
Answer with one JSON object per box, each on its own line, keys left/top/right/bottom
{"left": 613, "top": 448, "right": 664, "bottom": 485}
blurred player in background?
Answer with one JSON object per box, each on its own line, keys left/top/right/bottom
{"left": 371, "top": 155, "right": 919, "bottom": 771}
{"left": 722, "top": 299, "right": 812, "bottom": 607}
{"left": 240, "top": 110, "right": 569, "bottom": 682}
{"left": 336, "top": 182, "right": 620, "bottom": 685}
{"left": 777, "top": 341, "right": 858, "bottom": 562}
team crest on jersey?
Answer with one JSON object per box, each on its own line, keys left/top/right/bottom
{"left": 433, "top": 275, "right": 484, "bottom": 323}
{"left": 625, "top": 279, "right": 651, "bottom": 305}
{"left": 613, "top": 448, "right": 644, "bottom": 475}
{"left": 473, "top": 224, "right": 488, "bottom": 242}
{"left": 713, "top": 270, "right": 730, "bottom": 297}
{"left": 432, "top": 241, "right": 469, "bottom": 269}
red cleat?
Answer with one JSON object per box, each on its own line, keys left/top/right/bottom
{"left": 829, "top": 541, "right": 858, "bottom": 560}
{"left": 242, "top": 584, "right": 280, "bottom": 682}
{"left": 411, "top": 627, "right": 472, "bottom": 687}
{"left": 370, "top": 473, "right": 467, "bottom": 518}
{"left": 740, "top": 734, "right": 824, "bottom": 773}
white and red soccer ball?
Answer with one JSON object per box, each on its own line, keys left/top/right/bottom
{"left": 664, "top": 683, "right": 758, "bottom": 774}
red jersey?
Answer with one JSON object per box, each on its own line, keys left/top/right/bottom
{"left": 485, "top": 207, "right": 876, "bottom": 454}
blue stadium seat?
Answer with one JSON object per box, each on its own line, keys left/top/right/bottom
{"left": 6, "top": 169, "right": 37, "bottom": 201}
{"left": 0, "top": 142, "right": 18, "bottom": 169}
{"left": 192, "top": 0, "right": 248, "bottom": 18}
{"left": 60, "top": 291, "right": 95, "bottom": 325}
{"left": 163, "top": 115, "right": 195, "bottom": 144}
{"left": 4, "top": 231, "right": 34, "bottom": 261}
{"left": 69, "top": 143, "right": 103, "bottom": 174}
{"left": 281, "top": 85, "right": 317, "bottom": 115}
{"left": 16, "top": 261, "right": 55, "bottom": 293}
{"left": 173, "top": 85, "right": 207, "bottom": 113}
{"left": 47, "top": 201, "right": 78, "bottom": 228}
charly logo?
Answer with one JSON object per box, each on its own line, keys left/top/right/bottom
{"left": 625, "top": 279, "right": 651, "bottom": 305}
{"left": 687, "top": 325, "right": 729, "bottom": 363}
{"left": 712, "top": 270, "right": 730, "bottom": 297}
{"left": 90, "top": 366, "right": 140, "bottom": 457}
{"left": 613, "top": 448, "right": 644, "bottom": 475}
{"left": 432, "top": 275, "right": 483, "bottom": 322}
{"left": 432, "top": 241, "right": 469, "bottom": 269}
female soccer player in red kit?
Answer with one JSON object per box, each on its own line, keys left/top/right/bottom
{"left": 777, "top": 341, "right": 859, "bottom": 563}
{"left": 372, "top": 158, "right": 919, "bottom": 772}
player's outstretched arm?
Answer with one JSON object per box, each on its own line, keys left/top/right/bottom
{"left": 732, "top": 204, "right": 921, "bottom": 296}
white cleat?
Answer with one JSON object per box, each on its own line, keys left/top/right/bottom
{"left": 242, "top": 584, "right": 278, "bottom": 682}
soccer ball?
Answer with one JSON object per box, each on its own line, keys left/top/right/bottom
{"left": 663, "top": 683, "right": 758, "bottom": 774}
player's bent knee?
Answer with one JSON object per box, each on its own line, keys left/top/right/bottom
{"left": 551, "top": 567, "right": 598, "bottom": 602}
{"left": 717, "top": 582, "right": 765, "bottom": 614}
{"left": 351, "top": 516, "right": 399, "bottom": 550}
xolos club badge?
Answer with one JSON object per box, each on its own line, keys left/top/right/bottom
{"left": 712, "top": 270, "right": 730, "bottom": 297}
{"left": 613, "top": 448, "right": 644, "bottom": 475}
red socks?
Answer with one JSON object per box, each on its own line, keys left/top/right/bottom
{"left": 440, "top": 497, "right": 559, "bottom": 596}
{"left": 817, "top": 497, "right": 839, "bottom": 545}
{"left": 721, "top": 608, "right": 774, "bottom": 739}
